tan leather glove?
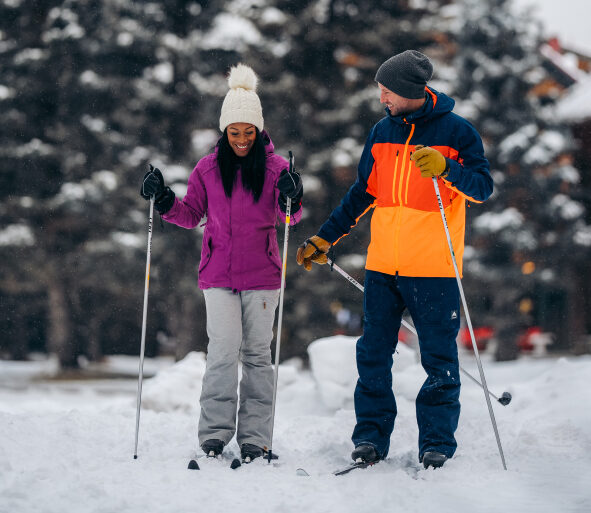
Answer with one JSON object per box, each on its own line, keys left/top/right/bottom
{"left": 296, "top": 236, "right": 331, "bottom": 271}
{"left": 411, "top": 145, "right": 449, "bottom": 178}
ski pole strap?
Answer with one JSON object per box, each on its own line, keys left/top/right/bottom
{"left": 327, "top": 247, "right": 336, "bottom": 270}
{"left": 305, "top": 238, "right": 331, "bottom": 262}
{"left": 304, "top": 238, "right": 324, "bottom": 253}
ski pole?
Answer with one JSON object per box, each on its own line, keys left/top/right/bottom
{"left": 432, "top": 176, "right": 507, "bottom": 470}
{"left": 267, "top": 151, "right": 294, "bottom": 463}
{"left": 325, "top": 257, "right": 511, "bottom": 406}
{"left": 134, "top": 195, "right": 154, "bottom": 459}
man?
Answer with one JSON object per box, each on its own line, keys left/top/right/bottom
{"left": 296, "top": 50, "right": 493, "bottom": 469}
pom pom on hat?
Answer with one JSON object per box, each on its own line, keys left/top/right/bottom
{"left": 219, "top": 63, "right": 264, "bottom": 132}
{"left": 228, "top": 63, "right": 258, "bottom": 91}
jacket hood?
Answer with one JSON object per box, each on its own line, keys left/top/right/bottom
{"left": 385, "top": 87, "right": 455, "bottom": 125}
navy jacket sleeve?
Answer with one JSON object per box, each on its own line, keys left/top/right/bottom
{"left": 443, "top": 116, "right": 493, "bottom": 203}
{"left": 317, "top": 127, "right": 377, "bottom": 244}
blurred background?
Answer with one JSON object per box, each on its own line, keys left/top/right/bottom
{"left": 1, "top": 0, "right": 591, "bottom": 372}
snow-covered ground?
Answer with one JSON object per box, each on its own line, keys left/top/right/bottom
{"left": 1, "top": 338, "right": 590, "bottom": 513}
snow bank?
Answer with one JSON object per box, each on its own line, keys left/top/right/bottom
{"left": 308, "top": 335, "right": 419, "bottom": 410}
{"left": 142, "top": 351, "right": 206, "bottom": 412}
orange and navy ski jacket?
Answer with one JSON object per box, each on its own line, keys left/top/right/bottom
{"left": 317, "top": 87, "right": 493, "bottom": 278}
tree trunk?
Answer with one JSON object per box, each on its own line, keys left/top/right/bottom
{"left": 567, "top": 265, "right": 590, "bottom": 355}
{"left": 46, "top": 276, "right": 77, "bottom": 368}
{"left": 87, "top": 315, "right": 103, "bottom": 362}
{"left": 11, "top": 305, "right": 29, "bottom": 361}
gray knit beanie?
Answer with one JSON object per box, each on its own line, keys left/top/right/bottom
{"left": 375, "top": 50, "right": 433, "bottom": 99}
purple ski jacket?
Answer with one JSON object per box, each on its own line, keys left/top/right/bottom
{"left": 162, "top": 133, "right": 301, "bottom": 291}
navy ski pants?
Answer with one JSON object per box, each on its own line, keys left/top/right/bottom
{"left": 351, "top": 270, "right": 461, "bottom": 460}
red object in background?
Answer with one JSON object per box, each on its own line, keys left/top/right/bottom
{"left": 517, "top": 326, "right": 543, "bottom": 352}
{"left": 460, "top": 326, "right": 494, "bottom": 350}
{"left": 398, "top": 329, "right": 409, "bottom": 345}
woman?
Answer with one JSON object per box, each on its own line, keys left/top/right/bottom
{"left": 140, "top": 64, "right": 303, "bottom": 462}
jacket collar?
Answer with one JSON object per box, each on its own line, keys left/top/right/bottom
{"left": 385, "top": 87, "right": 455, "bottom": 125}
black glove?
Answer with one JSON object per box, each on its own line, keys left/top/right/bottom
{"left": 278, "top": 168, "right": 303, "bottom": 213}
{"left": 278, "top": 168, "right": 302, "bottom": 198}
{"left": 140, "top": 165, "right": 175, "bottom": 214}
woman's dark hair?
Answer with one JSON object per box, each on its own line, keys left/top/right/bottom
{"left": 217, "top": 128, "right": 268, "bottom": 202}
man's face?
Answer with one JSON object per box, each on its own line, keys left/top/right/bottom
{"left": 378, "top": 83, "right": 419, "bottom": 117}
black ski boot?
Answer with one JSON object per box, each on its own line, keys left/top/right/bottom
{"left": 351, "top": 444, "right": 380, "bottom": 464}
{"left": 201, "top": 439, "right": 224, "bottom": 458}
{"left": 241, "top": 443, "right": 264, "bottom": 463}
{"left": 421, "top": 451, "right": 447, "bottom": 469}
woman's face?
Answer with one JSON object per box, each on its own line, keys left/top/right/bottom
{"left": 227, "top": 123, "right": 257, "bottom": 157}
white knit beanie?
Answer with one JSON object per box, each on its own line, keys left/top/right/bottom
{"left": 219, "top": 64, "right": 264, "bottom": 132}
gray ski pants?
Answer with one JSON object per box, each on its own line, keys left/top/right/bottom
{"left": 198, "top": 287, "right": 280, "bottom": 449}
